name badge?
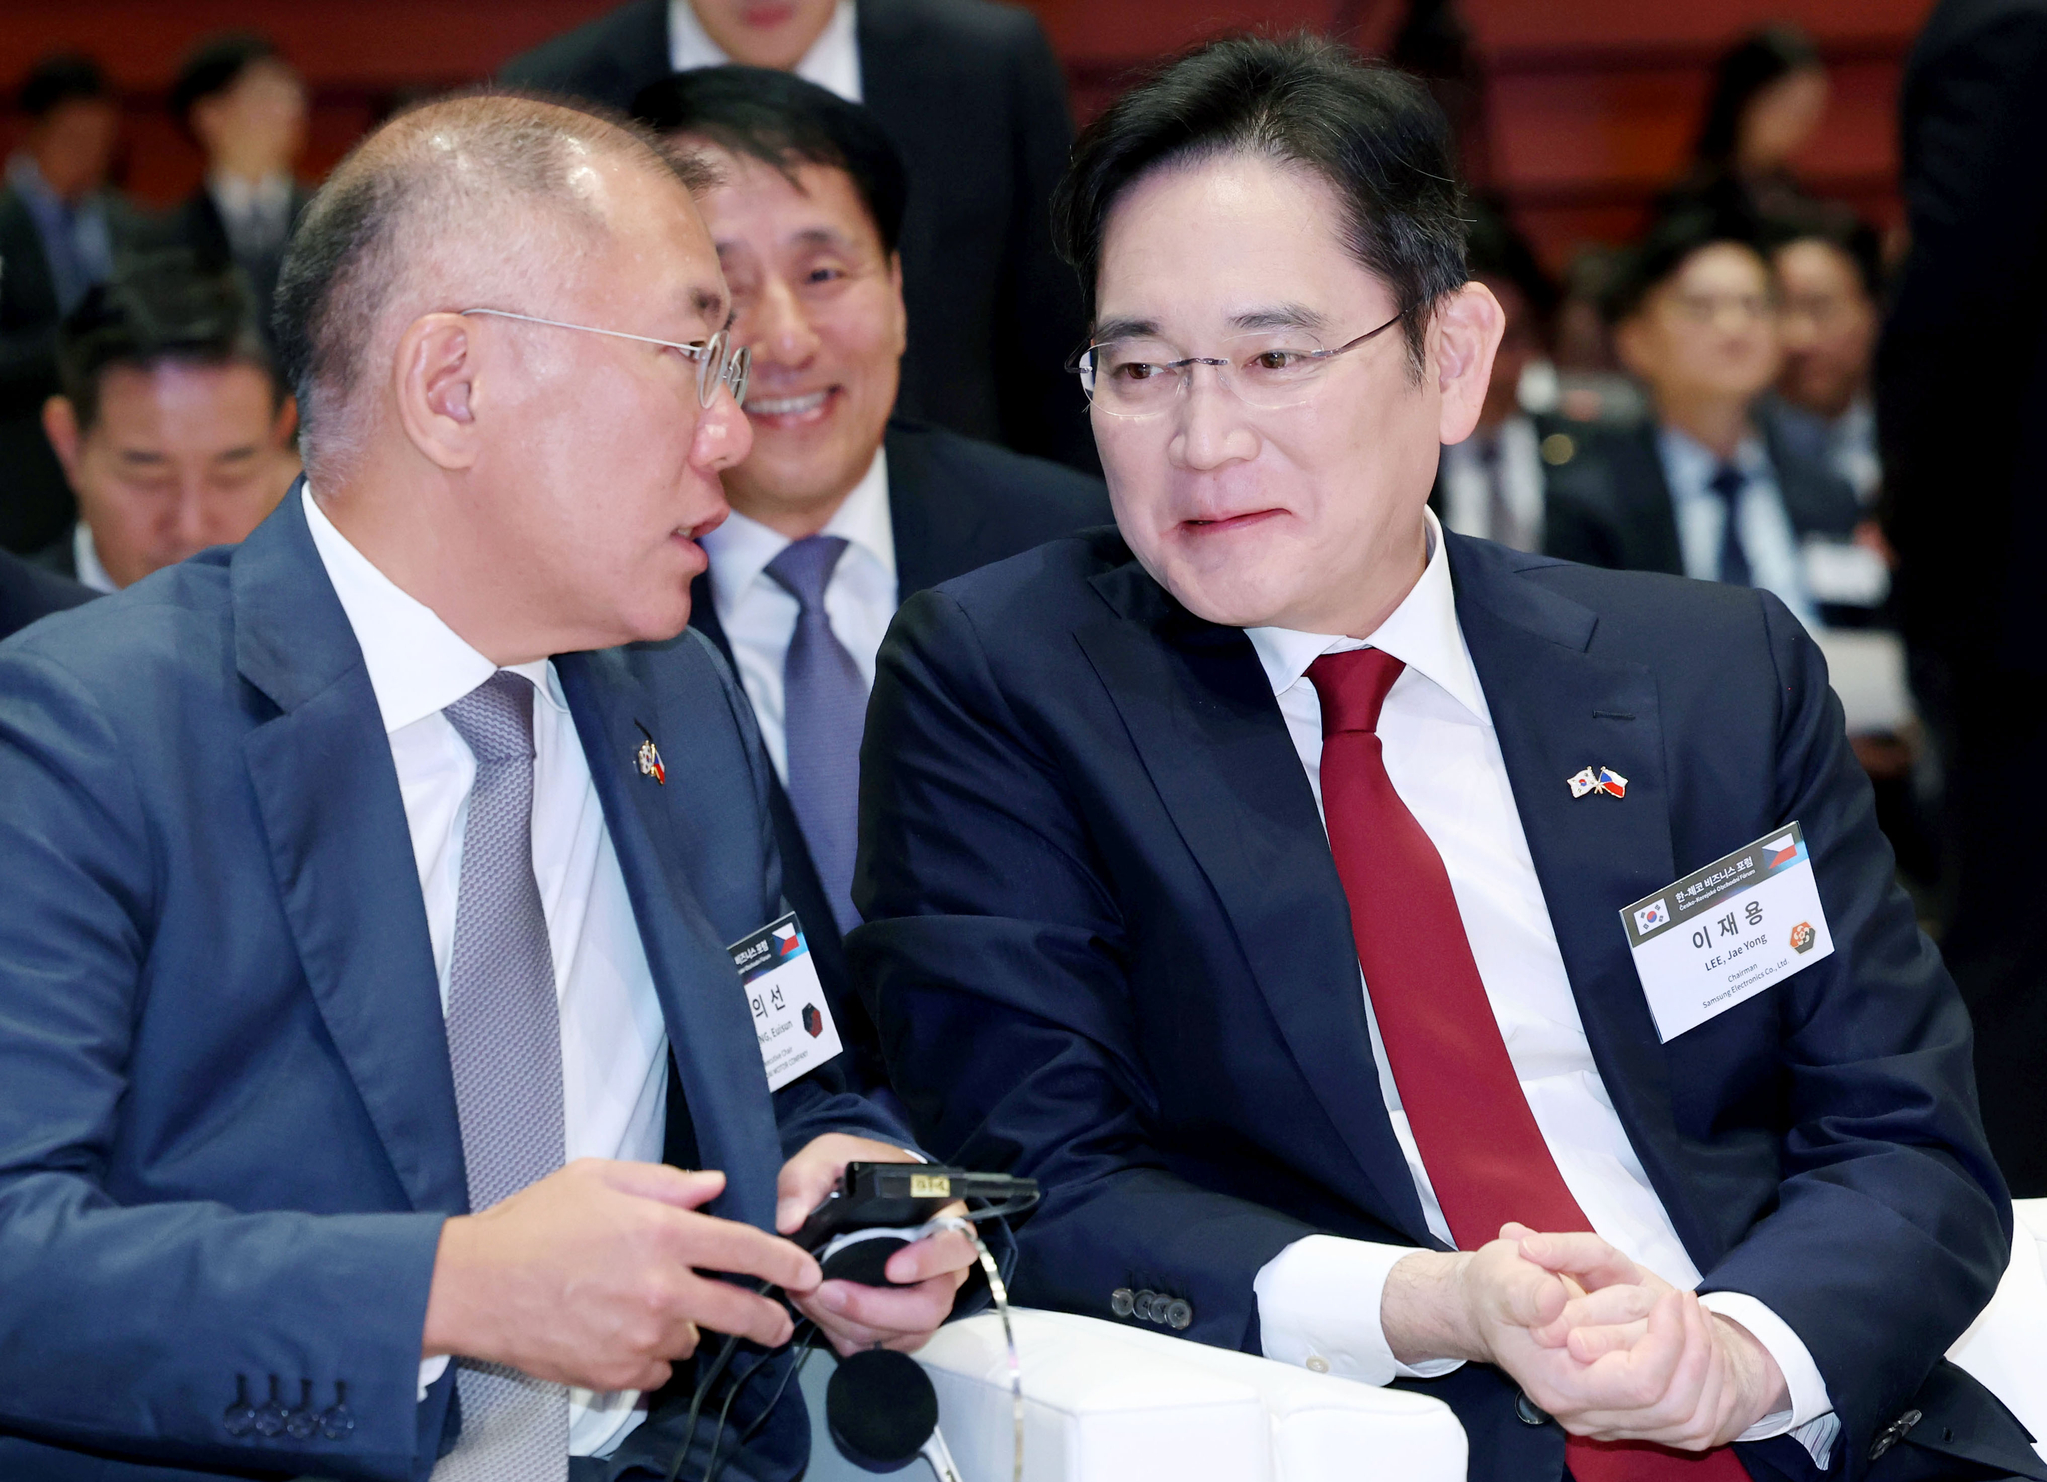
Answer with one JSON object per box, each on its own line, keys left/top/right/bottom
{"left": 1619, "top": 822, "right": 1835, "bottom": 1042}
{"left": 728, "top": 912, "right": 843, "bottom": 1092}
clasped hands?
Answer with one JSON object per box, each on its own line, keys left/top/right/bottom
{"left": 422, "top": 1134, "right": 976, "bottom": 1393}
{"left": 1385, "top": 1222, "right": 1790, "bottom": 1450}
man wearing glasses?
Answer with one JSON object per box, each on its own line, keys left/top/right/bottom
{"left": 0, "top": 95, "right": 975, "bottom": 1481}
{"left": 853, "top": 37, "right": 2031, "bottom": 1482}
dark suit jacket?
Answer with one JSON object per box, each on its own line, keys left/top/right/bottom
{"left": 0, "top": 489, "right": 907, "bottom": 1480}
{"left": 141, "top": 181, "right": 315, "bottom": 341}
{"left": 501, "top": 0, "right": 1096, "bottom": 472}
{"left": 850, "top": 528, "right": 2030, "bottom": 1482}
{"left": 1880, "top": 0, "right": 2047, "bottom": 671}
{"left": 1543, "top": 419, "right": 1862, "bottom": 579}
{"left": 0, "top": 543, "right": 91, "bottom": 640}
{"left": 0, "top": 186, "right": 78, "bottom": 555}
{"left": 688, "top": 419, "right": 1109, "bottom": 1092}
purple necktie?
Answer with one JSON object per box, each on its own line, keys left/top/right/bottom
{"left": 437, "top": 670, "right": 569, "bottom": 1481}
{"left": 766, "top": 536, "right": 866, "bottom": 934}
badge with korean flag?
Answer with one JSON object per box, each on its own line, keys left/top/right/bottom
{"left": 727, "top": 911, "right": 842, "bottom": 1091}
{"left": 1619, "top": 822, "right": 1835, "bottom": 1042}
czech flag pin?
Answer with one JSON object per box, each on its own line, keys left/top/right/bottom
{"left": 634, "top": 721, "right": 666, "bottom": 786}
{"left": 1596, "top": 765, "right": 1628, "bottom": 798}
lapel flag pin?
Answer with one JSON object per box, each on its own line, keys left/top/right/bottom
{"left": 1568, "top": 765, "right": 1628, "bottom": 799}
{"left": 633, "top": 721, "right": 666, "bottom": 786}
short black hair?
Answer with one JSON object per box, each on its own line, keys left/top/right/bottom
{"left": 1464, "top": 196, "right": 1558, "bottom": 326}
{"left": 1763, "top": 201, "right": 1884, "bottom": 302}
{"left": 171, "top": 32, "right": 283, "bottom": 134}
{"left": 1601, "top": 205, "right": 1768, "bottom": 325}
{"left": 57, "top": 251, "right": 278, "bottom": 431}
{"left": 1053, "top": 35, "right": 1469, "bottom": 376}
{"left": 20, "top": 53, "right": 108, "bottom": 120}
{"left": 631, "top": 67, "right": 908, "bottom": 253}
{"left": 1694, "top": 24, "right": 1823, "bottom": 168}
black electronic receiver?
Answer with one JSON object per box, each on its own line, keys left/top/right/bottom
{"left": 793, "top": 1163, "right": 1038, "bottom": 1287}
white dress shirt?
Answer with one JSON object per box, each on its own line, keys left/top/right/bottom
{"left": 1658, "top": 426, "right": 1817, "bottom": 628}
{"left": 208, "top": 170, "right": 296, "bottom": 258}
{"left": 303, "top": 488, "right": 665, "bottom": 1460}
{"left": 1246, "top": 509, "right": 1838, "bottom": 1465}
{"left": 699, "top": 449, "right": 897, "bottom": 783}
{"left": 1439, "top": 415, "right": 1544, "bottom": 553}
{"left": 70, "top": 522, "right": 117, "bottom": 594}
{"left": 670, "top": 0, "right": 862, "bottom": 102}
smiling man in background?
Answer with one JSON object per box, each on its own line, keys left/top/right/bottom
{"left": 852, "top": 37, "right": 2029, "bottom": 1482}
{"left": 635, "top": 67, "right": 1108, "bottom": 1094}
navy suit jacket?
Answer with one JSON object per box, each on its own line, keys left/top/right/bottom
{"left": 0, "top": 491, "right": 905, "bottom": 1480}
{"left": 0, "top": 543, "right": 91, "bottom": 641}
{"left": 688, "top": 419, "right": 1109, "bottom": 1092}
{"left": 850, "top": 528, "right": 2031, "bottom": 1481}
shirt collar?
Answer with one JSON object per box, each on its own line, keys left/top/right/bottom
{"left": 668, "top": 0, "right": 862, "bottom": 102}
{"left": 209, "top": 171, "right": 293, "bottom": 221}
{"left": 1244, "top": 508, "right": 1490, "bottom": 725}
{"left": 701, "top": 444, "right": 893, "bottom": 611}
{"left": 1657, "top": 422, "right": 1769, "bottom": 499}
{"left": 71, "top": 521, "right": 118, "bottom": 594}
{"left": 301, "top": 484, "right": 564, "bottom": 734}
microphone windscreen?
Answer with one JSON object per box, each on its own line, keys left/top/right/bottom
{"left": 825, "top": 1348, "right": 938, "bottom": 1473}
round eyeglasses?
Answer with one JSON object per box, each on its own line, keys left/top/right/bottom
{"left": 1066, "top": 310, "right": 1407, "bottom": 419}
{"left": 458, "top": 308, "right": 752, "bottom": 409}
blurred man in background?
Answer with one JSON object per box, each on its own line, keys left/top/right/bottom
{"left": 504, "top": 0, "right": 1096, "bottom": 473}
{"left": 1432, "top": 203, "right": 1569, "bottom": 553}
{"left": 637, "top": 67, "right": 1108, "bottom": 1093}
{"left": 1544, "top": 210, "right": 1859, "bottom": 623}
{"left": 1881, "top": 0, "right": 2047, "bottom": 1199}
{"left": 35, "top": 254, "right": 296, "bottom": 592}
{"left": 158, "top": 33, "right": 311, "bottom": 340}
{"left": 0, "top": 54, "right": 137, "bottom": 556}
{"left": 1770, "top": 209, "right": 1884, "bottom": 506}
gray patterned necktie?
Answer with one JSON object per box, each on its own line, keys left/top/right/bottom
{"left": 766, "top": 536, "right": 866, "bottom": 934}
{"left": 435, "top": 670, "right": 569, "bottom": 1482}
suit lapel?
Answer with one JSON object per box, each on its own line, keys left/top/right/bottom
{"left": 885, "top": 423, "right": 989, "bottom": 597}
{"left": 555, "top": 646, "right": 784, "bottom": 1225}
{"left": 1075, "top": 565, "right": 1432, "bottom": 1241}
{"left": 1447, "top": 537, "right": 1716, "bottom": 1258}
{"left": 234, "top": 488, "right": 465, "bottom": 1213}
{"left": 1622, "top": 427, "right": 1688, "bottom": 577}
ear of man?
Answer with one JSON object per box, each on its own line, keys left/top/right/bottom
{"left": 40, "top": 395, "right": 83, "bottom": 479}
{"left": 1432, "top": 280, "right": 1508, "bottom": 447}
{"left": 391, "top": 313, "right": 482, "bottom": 472}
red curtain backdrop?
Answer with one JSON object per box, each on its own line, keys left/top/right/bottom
{"left": 0, "top": 0, "right": 1936, "bottom": 268}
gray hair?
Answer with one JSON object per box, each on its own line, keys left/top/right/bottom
{"left": 273, "top": 91, "right": 713, "bottom": 485}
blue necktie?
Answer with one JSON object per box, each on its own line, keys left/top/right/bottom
{"left": 767, "top": 536, "right": 866, "bottom": 934}
{"left": 1707, "top": 464, "right": 1753, "bottom": 588}
{"left": 437, "top": 671, "right": 569, "bottom": 1482}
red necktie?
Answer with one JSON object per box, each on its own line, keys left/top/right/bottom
{"left": 1308, "top": 648, "right": 1748, "bottom": 1481}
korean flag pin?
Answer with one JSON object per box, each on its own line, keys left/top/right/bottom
{"left": 1567, "top": 766, "right": 1599, "bottom": 798}
{"left": 1568, "top": 764, "right": 1628, "bottom": 799}
{"left": 633, "top": 720, "right": 666, "bottom": 785}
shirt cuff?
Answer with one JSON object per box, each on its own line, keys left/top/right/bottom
{"left": 1253, "top": 1234, "right": 1464, "bottom": 1385}
{"left": 1699, "top": 1291, "right": 1838, "bottom": 1468}
{"left": 418, "top": 1354, "right": 450, "bottom": 1402}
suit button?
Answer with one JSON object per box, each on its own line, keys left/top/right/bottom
{"left": 1516, "top": 1390, "right": 1553, "bottom": 1427}
{"left": 1164, "top": 1299, "right": 1193, "bottom": 1330}
{"left": 1869, "top": 1408, "right": 1923, "bottom": 1463}
{"left": 254, "top": 1376, "right": 289, "bottom": 1438}
{"left": 1305, "top": 1355, "right": 1330, "bottom": 1374}
{"left": 1132, "top": 1289, "right": 1158, "bottom": 1322}
{"left": 222, "top": 1377, "right": 257, "bottom": 1438}
{"left": 1110, "top": 1288, "right": 1135, "bottom": 1318}
{"left": 320, "top": 1383, "right": 356, "bottom": 1442}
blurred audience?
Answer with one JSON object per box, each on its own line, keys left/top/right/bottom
{"left": 1662, "top": 24, "right": 1829, "bottom": 223}
{"left": 1880, "top": 0, "right": 2047, "bottom": 1198}
{"left": 1, "top": 54, "right": 139, "bottom": 556}
{"left": 0, "top": 545, "right": 92, "bottom": 641}
{"left": 503, "top": 0, "right": 1096, "bottom": 474}
{"left": 1543, "top": 209, "right": 1860, "bottom": 623}
{"left": 636, "top": 67, "right": 1109, "bottom": 1092}
{"left": 153, "top": 33, "right": 311, "bottom": 340}
{"left": 1769, "top": 206, "right": 1885, "bottom": 505}
{"left": 34, "top": 254, "right": 296, "bottom": 593}
{"left": 1432, "top": 203, "right": 1569, "bottom": 552}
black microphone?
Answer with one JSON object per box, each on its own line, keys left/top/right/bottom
{"left": 824, "top": 1349, "right": 939, "bottom": 1473}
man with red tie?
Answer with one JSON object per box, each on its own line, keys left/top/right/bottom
{"left": 849, "top": 36, "right": 2036, "bottom": 1482}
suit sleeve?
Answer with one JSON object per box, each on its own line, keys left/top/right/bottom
{"left": 849, "top": 590, "right": 1319, "bottom": 1354}
{"left": 1694, "top": 594, "right": 2012, "bottom": 1459}
{"left": 990, "top": 14, "right": 1097, "bottom": 474}
{"left": 0, "top": 645, "right": 443, "bottom": 1480}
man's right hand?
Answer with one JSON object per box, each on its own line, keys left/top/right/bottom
{"left": 421, "top": 1159, "right": 823, "bottom": 1394}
